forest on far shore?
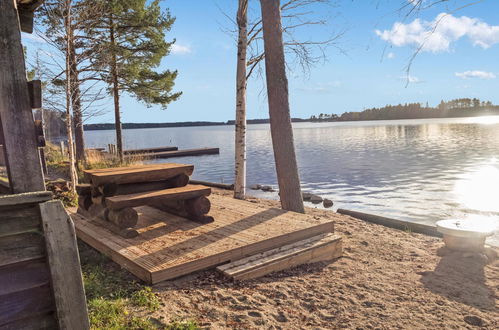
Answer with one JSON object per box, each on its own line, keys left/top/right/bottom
{"left": 310, "top": 98, "right": 499, "bottom": 122}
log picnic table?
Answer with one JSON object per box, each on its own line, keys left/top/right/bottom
{"left": 78, "top": 163, "right": 213, "bottom": 238}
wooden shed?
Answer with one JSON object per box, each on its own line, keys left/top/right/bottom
{"left": 0, "top": 1, "right": 90, "bottom": 328}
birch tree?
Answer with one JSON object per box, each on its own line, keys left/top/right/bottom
{"left": 232, "top": 0, "right": 342, "bottom": 199}
{"left": 234, "top": 0, "right": 249, "bottom": 199}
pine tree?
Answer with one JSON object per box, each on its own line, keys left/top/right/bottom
{"left": 83, "top": 0, "right": 181, "bottom": 161}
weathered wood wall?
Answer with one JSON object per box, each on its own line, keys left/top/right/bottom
{"left": 0, "top": 0, "right": 45, "bottom": 193}
{"left": 0, "top": 192, "right": 57, "bottom": 328}
{"left": 0, "top": 192, "right": 90, "bottom": 329}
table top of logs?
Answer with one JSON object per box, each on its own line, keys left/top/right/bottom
{"left": 84, "top": 163, "right": 194, "bottom": 185}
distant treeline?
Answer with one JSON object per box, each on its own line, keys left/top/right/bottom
{"left": 85, "top": 118, "right": 309, "bottom": 130}
{"left": 310, "top": 98, "right": 499, "bottom": 122}
{"left": 43, "top": 98, "right": 499, "bottom": 137}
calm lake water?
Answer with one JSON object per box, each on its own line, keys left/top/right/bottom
{"left": 84, "top": 117, "right": 499, "bottom": 245}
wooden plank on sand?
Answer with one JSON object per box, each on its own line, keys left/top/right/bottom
{"left": 105, "top": 184, "right": 211, "bottom": 210}
{"left": 84, "top": 163, "right": 194, "bottom": 185}
{"left": 217, "top": 233, "right": 342, "bottom": 280}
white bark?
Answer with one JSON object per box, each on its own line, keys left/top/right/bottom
{"left": 260, "top": 0, "right": 304, "bottom": 213}
{"left": 65, "top": 0, "right": 78, "bottom": 194}
{"left": 234, "top": 0, "right": 248, "bottom": 199}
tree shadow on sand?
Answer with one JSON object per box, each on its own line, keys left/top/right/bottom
{"left": 419, "top": 247, "right": 497, "bottom": 311}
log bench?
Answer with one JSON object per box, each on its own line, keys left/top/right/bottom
{"left": 106, "top": 184, "right": 214, "bottom": 224}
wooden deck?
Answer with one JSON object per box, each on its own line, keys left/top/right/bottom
{"left": 70, "top": 194, "right": 335, "bottom": 284}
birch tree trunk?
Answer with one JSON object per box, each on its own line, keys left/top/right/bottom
{"left": 234, "top": 0, "right": 248, "bottom": 199}
{"left": 260, "top": 0, "right": 304, "bottom": 213}
{"left": 65, "top": 0, "right": 78, "bottom": 194}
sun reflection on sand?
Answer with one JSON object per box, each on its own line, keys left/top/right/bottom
{"left": 454, "top": 162, "right": 499, "bottom": 213}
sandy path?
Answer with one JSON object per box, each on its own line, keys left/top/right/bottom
{"left": 152, "top": 190, "right": 498, "bottom": 329}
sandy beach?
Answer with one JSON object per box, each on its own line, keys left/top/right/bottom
{"left": 146, "top": 189, "right": 499, "bottom": 329}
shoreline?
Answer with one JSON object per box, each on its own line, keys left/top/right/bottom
{"left": 82, "top": 114, "right": 499, "bottom": 131}
{"left": 245, "top": 186, "right": 499, "bottom": 248}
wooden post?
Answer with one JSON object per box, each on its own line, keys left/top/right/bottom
{"left": 39, "top": 200, "right": 90, "bottom": 329}
{"left": 259, "top": 0, "right": 304, "bottom": 213}
{"left": 0, "top": 0, "right": 45, "bottom": 193}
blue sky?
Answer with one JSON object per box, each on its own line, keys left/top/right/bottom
{"left": 23, "top": 0, "right": 499, "bottom": 124}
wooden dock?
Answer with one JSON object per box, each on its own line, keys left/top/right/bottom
{"left": 70, "top": 194, "right": 336, "bottom": 284}
{"left": 128, "top": 147, "right": 220, "bottom": 160}
{"left": 124, "top": 146, "right": 178, "bottom": 155}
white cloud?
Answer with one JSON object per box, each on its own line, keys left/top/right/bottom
{"left": 387, "top": 52, "right": 395, "bottom": 59}
{"left": 376, "top": 13, "right": 499, "bottom": 53}
{"left": 455, "top": 70, "right": 496, "bottom": 79}
{"left": 171, "top": 43, "right": 192, "bottom": 55}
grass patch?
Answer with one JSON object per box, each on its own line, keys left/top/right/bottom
{"left": 132, "top": 287, "right": 160, "bottom": 312}
{"left": 88, "top": 298, "right": 157, "bottom": 330}
{"left": 165, "top": 319, "right": 199, "bottom": 330}
{"left": 45, "top": 142, "right": 68, "bottom": 166}
{"left": 79, "top": 242, "right": 198, "bottom": 329}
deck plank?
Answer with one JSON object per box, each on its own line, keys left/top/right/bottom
{"left": 71, "top": 194, "right": 336, "bottom": 284}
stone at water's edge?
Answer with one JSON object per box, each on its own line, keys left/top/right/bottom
{"left": 310, "top": 195, "right": 323, "bottom": 204}
{"left": 302, "top": 192, "right": 313, "bottom": 201}
{"left": 250, "top": 184, "right": 261, "bottom": 190}
{"left": 323, "top": 199, "right": 334, "bottom": 208}
{"left": 261, "top": 185, "right": 275, "bottom": 192}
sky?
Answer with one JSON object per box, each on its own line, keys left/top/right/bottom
{"left": 23, "top": 0, "right": 499, "bottom": 124}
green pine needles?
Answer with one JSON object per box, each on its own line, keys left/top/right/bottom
{"left": 84, "top": 0, "right": 181, "bottom": 107}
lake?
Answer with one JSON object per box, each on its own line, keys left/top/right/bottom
{"left": 84, "top": 116, "right": 499, "bottom": 246}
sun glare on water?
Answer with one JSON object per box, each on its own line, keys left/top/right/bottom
{"left": 453, "top": 162, "right": 499, "bottom": 214}
{"left": 464, "top": 115, "right": 499, "bottom": 125}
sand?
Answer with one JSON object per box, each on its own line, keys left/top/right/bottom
{"left": 147, "top": 190, "right": 499, "bottom": 329}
